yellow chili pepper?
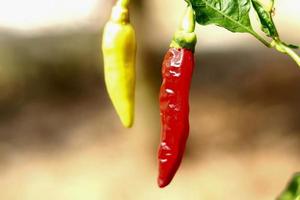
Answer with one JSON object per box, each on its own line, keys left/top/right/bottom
{"left": 102, "top": 0, "right": 136, "bottom": 128}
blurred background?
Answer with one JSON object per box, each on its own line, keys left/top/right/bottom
{"left": 0, "top": 0, "right": 299, "bottom": 199}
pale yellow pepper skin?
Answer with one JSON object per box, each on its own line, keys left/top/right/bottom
{"left": 102, "top": 1, "right": 136, "bottom": 128}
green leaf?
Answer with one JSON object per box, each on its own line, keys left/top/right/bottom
{"left": 251, "top": 0, "right": 278, "bottom": 37}
{"left": 277, "top": 173, "right": 300, "bottom": 200}
{"left": 282, "top": 42, "right": 299, "bottom": 49}
{"left": 190, "top": 0, "right": 253, "bottom": 33}
{"left": 189, "top": 0, "right": 300, "bottom": 67}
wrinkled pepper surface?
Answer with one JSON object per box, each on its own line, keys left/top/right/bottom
{"left": 102, "top": 0, "right": 136, "bottom": 128}
{"left": 158, "top": 4, "right": 197, "bottom": 188}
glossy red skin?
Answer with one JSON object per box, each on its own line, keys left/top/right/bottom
{"left": 158, "top": 47, "right": 194, "bottom": 188}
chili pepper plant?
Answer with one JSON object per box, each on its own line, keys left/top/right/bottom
{"left": 101, "top": 0, "right": 300, "bottom": 196}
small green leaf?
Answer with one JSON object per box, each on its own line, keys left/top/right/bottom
{"left": 277, "top": 173, "right": 300, "bottom": 200}
{"left": 282, "top": 42, "right": 299, "bottom": 49}
{"left": 251, "top": 0, "right": 278, "bottom": 37}
{"left": 190, "top": 0, "right": 253, "bottom": 33}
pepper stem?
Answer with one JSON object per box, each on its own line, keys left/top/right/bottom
{"left": 179, "top": 4, "right": 195, "bottom": 33}
{"left": 170, "top": 4, "right": 197, "bottom": 51}
{"left": 116, "top": 0, "right": 130, "bottom": 8}
{"left": 110, "top": 0, "right": 130, "bottom": 23}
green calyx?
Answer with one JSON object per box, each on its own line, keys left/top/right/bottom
{"left": 170, "top": 4, "right": 197, "bottom": 51}
{"left": 170, "top": 31, "right": 197, "bottom": 51}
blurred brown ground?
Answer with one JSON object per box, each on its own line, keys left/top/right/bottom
{"left": 0, "top": 0, "right": 300, "bottom": 199}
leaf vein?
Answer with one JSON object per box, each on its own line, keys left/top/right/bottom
{"left": 195, "top": 0, "right": 253, "bottom": 33}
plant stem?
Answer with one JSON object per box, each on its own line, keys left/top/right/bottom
{"left": 248, "top": 30, "right": 300, "bottom": 67}
{"left": 272, "top": 40, "right": 300, "bottom": 67}
{"left": 270, "top": 0, "right": 275, "bottom": 12}
{"left": 249, "top": 30, "right": 272, "bottom": 47}
{"left": 281, "top": 45, "right": 300, "bottom": 67}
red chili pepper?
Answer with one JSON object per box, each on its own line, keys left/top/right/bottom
{"left": 158, "top": 4, "right": 197, "bottom": 188}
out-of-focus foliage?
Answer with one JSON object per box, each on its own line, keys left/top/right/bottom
{"left": 278, "top": 173, "right": 300, "bottom": 200}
